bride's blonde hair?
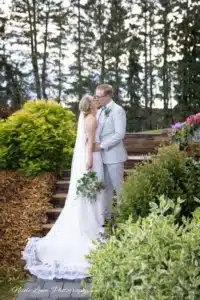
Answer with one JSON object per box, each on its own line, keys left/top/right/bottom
{"left": 79, "top": 94, "right": 91, "bottom": 117}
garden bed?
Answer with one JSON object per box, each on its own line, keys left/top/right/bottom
{"left": 0, "top": 171, "right": 57, "bottom": 280}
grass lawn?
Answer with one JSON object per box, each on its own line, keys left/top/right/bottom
{"left": 137, "top": 128, "right": 169, "bottom": 134}
{"left": 0, "top": 279, "right": 25, "bottom": 300}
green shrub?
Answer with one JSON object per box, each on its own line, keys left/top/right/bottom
{"left": 89, "top": 196, "right": 200, "bottom": 300}
{"left": 0, "top": 100, "right": 76, "bottom": 175}
{"left": 119, "top": 144, "right": 200, "bottom": 222}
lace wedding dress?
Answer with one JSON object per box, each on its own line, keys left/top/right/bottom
{"left": 22, "top": 112, "right": 105, "bottom": 280}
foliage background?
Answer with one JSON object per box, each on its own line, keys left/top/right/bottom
{"left": 1, "top": 0, "right": 200, "bottom": 131}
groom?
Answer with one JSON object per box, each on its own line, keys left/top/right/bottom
{"left": 93, "top": 84, "right": 128, "bottom": 220}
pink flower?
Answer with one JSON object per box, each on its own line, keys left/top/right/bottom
{"left": 186, "top": 114, "right": 197, "bottom": 125}
{"left": 195, "top": 112, "right": 200, "bottom": 120}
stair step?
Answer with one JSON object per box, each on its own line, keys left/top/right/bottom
{"left": 50, "top": 193, "right": 68, "bottom": 207}
{"left": 56, "top": 180, "right": 70, "bottom": 192}
{"left": 47, "top": 208, "right": 63, "bottom": 213}
{"left": 57, "top": 180, "right": 70, "bottom": 185}
{"left": 60, "top": 156, "right": 149, "bottom": 178}
{"left": 42, "top": 223, "right": 53, "bottom": 229}
{"left": 128, "top": 155, "right": 151, "bottom": 160}
{"left": 62, "top": 176, "right": 70, "bottom": 181}
{"left": 53, "top": 193, "right": 67, "bottom": 198}
{"left": 60, "top": 170, "right": 71, "bottom": 177}
{"left": 46, "top": 208, "right": 63, "bottom": 222}
{"left": 42, "top": 223, "right": 54, "bottom": 234}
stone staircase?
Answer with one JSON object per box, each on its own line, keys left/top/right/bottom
{"left": 42, "top": 133, "right": 170, "bottom": 234}
{"left": 42, "top": 154, "right": 152, "bottom": 234}
{"left": 17, "top": 133, "right": 169, "bottom": 300}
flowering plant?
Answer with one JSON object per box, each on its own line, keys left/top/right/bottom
{"left": 168, "top": 122, "right": 190, "bottom": 144}
{"left": 168, "top": 112, "right": 200, "bottom": 144}
{"left": 76, "top": 170, "right": 104, "bottom": 202}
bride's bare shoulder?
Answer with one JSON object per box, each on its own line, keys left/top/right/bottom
{"left": 85, "top": 114, "right": 97, "bottom": 131}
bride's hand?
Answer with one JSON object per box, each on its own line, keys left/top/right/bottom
{"left": 87, "top": 157, "right": 93, "bottom": 170}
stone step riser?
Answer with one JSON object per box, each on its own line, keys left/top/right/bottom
{"left": 50, "top": 197, "right": 66, "bottom": 208}
{"left": 56, "top": 186, "right": 69, "bottom": 192}
{"left": 46, "top": 210, "right": 62, "bottom": 222}
{"left": 42, "top": 227, "right": 52, "bottom": 235}
{"left": 43, "top": 156, "right": 150, "bottom": 234}
{"left": 61, "top": 169, "right": 135, "bottom": 179}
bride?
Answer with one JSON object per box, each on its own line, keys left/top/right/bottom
{"left": 22, "top": 95, "right": 105, "bottom": 280}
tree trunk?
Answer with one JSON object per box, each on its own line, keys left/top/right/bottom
{"left": 77, "top": 0, "right": 82, "bottom": 101}
{"left": 26, "top": 0, "right": 41, "bottom": 99}
{"left": 42, "top": 3, "right": 50, "bottom": 100}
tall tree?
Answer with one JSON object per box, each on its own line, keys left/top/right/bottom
{"left": 50, "top": 1, "right": 70, "bottom": 102}
{"left": 126, "top": 33, "right": 142, "bottom": 132}
{"left": 104, "top": 0, "right": 128, "bottom": 103}
{"left": 156, "top": 0, "right": 174, "bottom": 127}
{"left": 137, "top": 0, "right": 156, "bottom": 129}
{"left": 68, "top": 0, "right": 95, "bottom": 107}
{"left": 174, "top": 0, "right": 200, "bottom": 118}
{"left": 85, "top": 0, "right": 110, "bottom": 84}
{"left": 39, "top": 0, "right": 52, "bottom": 99}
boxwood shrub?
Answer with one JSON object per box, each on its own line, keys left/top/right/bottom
{"left": 119, "top": 144, "right": 200, "bottom": 222}
{"left": 0, "top": 100, "right": 76, "bottom": 175}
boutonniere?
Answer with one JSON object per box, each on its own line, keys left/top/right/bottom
{"left": 104, "top": 107, "right": 111, "bottom": 118}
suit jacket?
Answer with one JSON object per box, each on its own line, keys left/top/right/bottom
{"left": 98, "top": 100, "right": 128, "bottom": 164}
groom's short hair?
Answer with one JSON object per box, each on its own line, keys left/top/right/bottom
{"left": 96, "top": 84, "right": 113, "bottom": 97}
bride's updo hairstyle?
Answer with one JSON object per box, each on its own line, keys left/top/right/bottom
{"left": 79, "top": 94, "right": 91, "bottom": 117}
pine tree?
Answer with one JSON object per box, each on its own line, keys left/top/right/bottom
{"left": 136, "top": 0, "right": 157, "bottom": 129}
{"left": 126, "top": 32, "right": 142, "bottom": 132}
{"left": 84, "top": 0, "right": 110, "bottom": 84}
{"left": 68, "top": 0, "right": 95, "bottom": 115}
{"left": 155, "top": 0, "right": 175, "bottom": 127}
{"left": 49, "top": 1, "right": 70, "bottom": 103}
{"left": 174, "top": 0, "right": 200, "bottom": 118}
{"left": 0, "top": 11, "right": 25, "bottom": 108}
{"left": 125, "top": 0, "right": 143, "bottom": 132}
{"left": 11, "top": 0, "right": 43, "bottom": 98}
{"left": 104, "top": 0, "right": 129, "bottom": 103}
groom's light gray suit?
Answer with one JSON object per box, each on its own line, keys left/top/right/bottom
{"left": 97, "top": 100, "right": 128, "bottom": 218}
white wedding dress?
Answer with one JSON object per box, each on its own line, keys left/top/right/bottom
{"left": 22, "top": 112, "right": 105, "bottom": 280}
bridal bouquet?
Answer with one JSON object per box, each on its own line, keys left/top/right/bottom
{"left": 76, "top": 170, "right": 104, "bottom": 202}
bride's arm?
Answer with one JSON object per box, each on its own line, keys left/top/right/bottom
{"left": 85, "top": 115, "right": 96, "bottom": 170}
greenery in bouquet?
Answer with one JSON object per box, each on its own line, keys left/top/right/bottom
{"left": 76, "top": 171, "right": 104, "bottom": 202}
{"left": 168, "top": 112, "right": 200, "bottom": 144}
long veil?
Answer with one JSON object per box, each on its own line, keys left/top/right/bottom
{"left": 64, "top": 111, "right": 87, "bottom": 208}
{"left": 22, "top": 111, "right": 104, "bottom": 280}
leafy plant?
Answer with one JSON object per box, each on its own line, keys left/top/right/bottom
{"left": 88, "top": 196, "right": 200, "bottom": 300}
{"left": 119, "top": 144, "right": 200, "bottom": 222}
{"left": 0, "top": 100, "right": 76, "bottom": 175}
{"left": 76, "top": 171, "right": 104, "bottom": 202}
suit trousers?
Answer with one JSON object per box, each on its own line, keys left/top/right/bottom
{"left": 103, "top": 162, "right": 124, "bottom": 219}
